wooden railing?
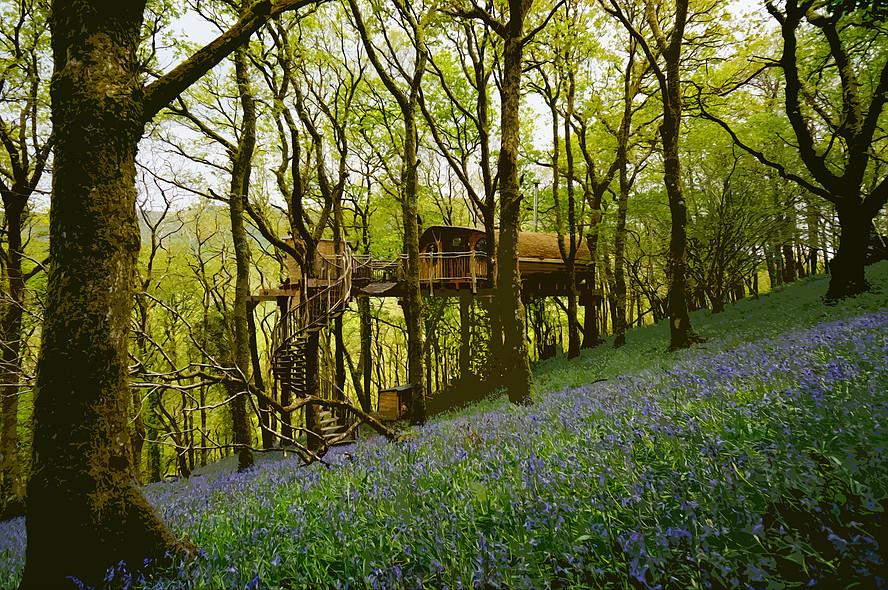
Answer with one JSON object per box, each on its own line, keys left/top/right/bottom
{"left": 354, "top": 251, "right": 490, "bottom": 289}
{"left": 417, "top": 251, "right": 488, "bottom": 285}
{"left": 353, "top": 256, "right": 399, "bottom": 284}
{"left": 271, "top": 252, "right": 353, "bottom": 356}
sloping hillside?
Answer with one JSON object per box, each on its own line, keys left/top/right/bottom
{"left": 1, "top": 265, "right": 886, "bottom": 589}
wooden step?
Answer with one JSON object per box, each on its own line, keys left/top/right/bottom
{"left": 320, "top": 424, "right": 345, "bottom": 436}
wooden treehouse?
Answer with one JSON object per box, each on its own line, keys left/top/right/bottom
{"left": 351, "top": 226, "right": 601, "bottom": 302}
{"left": 251, "top": 227, "right": 602, "bottom": 435}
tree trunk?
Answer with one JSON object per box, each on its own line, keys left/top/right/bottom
{"left": 358, "top": 296, "right": 373, "bottom": 413}
{"left": 497, "top": 22, "right": 533, "bottom": 405}
{"left": 147, "top": 386, "right": 163, "bottom": 482}
{"left": 564, "top": 88, "right": 580, "bottom": 358}
{"left": 583, "top": 216, "right": 603, "bottom": 348}
{"left": 305, "top": 330, "right": 322, "bottom": 451}
{"left": 765, "top": 245, "right": 778, "bottom": 290}
{"left": 459, "top": 293, "right": 471, "bottom": 378}
{"left": 227, "top": 45, "right": 256, "bottom": 472}
{"left": 710, "top": 291, "right": 725, "bottom": 313}
{"left": 347, "top": 0, "right": 426, "bottom": 422}
{"left": 659, "top": 14, "right": 697, "bottom": 350}
{"left": 662, "top": 101, "right": 697, "bottom": 349}
{"left": 334, "top": 316, "right": 346, "bottom": 401}
{"left": 0, "top": 202, "right": 26, "bottom": 516}
{"left": 402, "top": 111, "right": 426, "bottom": 424}
{"left": 483, "top": 221, "right": 502, "bottom": 382}
{"left": 782, "top": 242, "right": 797, "bottom": 283}
{"left": 612, "top": 162, "right": 629, "bottom": 349}
{"left": 247, "top": 303, "right": 274, "bottom": 450}
{"left": 22, "top": 4, "right": 188, "bottom": 584}
{"left": 130, "top": 300, "right": 149, "bottom": 484}
{"left": 333, "top": 195, "right": 346, "bottom": 405}
{"left": 826, "top": 203, "right": 873, "bottom": 299}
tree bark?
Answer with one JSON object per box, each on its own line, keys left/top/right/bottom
{"left": 305, "top": 330, "right": 322, "bottom": 451}
{"left": 247, "top": 303, "right": 274, "bottom": 450}
{"left": 611, "top": 43, "right": 638, "bottom": 349}
{"left": 22, "top": 4, "right": 188, "bottom": 585}
{"left": 663, "top": 108, "right": 696, "bottom": 347}
{"left": 564, "top": 79, "right": 581, "bottom": 357}
{"left": 583, "top": 211, "right": 603, "bottom": 348}
{"left": 358, "top": 296, "right": 373, "bottom": 413}
{"left": 459, "top": 293, "right": 471, "bottom": 378}
{"left": 827, "top": 202, "right": 873, "bottom": 299}
{"left": 347, "top": 0, "right": 426, "bottom": 423}
{"left": 612, "top": 162, "right": 630, "bottom": 348}
{"left": 227, "top": 44, "right": 256, "bottom": 472}
{"left": 782, "top": 242, "right": 797, "bottom": 283}
{"left": 0, "top": 2, "right": 53, "bottom": 519}
{"left": 497, "top": 6, "right": 533, "bottom": 405}
{"left": 0, "top": 202, "right": 26, "bottom": 516}
{"left": 22, "top": 0, "right": 315, "bottom": 579}
{"left": 402, "top": 112, "right": 426, "bottom": 424}
{"left": 333, "top": 188, "right": 346, "bottom": 404}
{"left": 657, "top": 0, "right": 697, "bottom": 350}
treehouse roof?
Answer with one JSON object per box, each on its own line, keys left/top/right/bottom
{"left": 419, "top": 225, "right": 591, "bottom": 261}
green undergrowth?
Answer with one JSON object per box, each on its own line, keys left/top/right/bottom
{"left": 535, "top": 263, "right": 888, "bottom": 395}
{"left": 447, "top": 262, "right": 888, "bottom": 422}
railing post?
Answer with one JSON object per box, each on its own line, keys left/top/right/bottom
{"left": 471, "top": 251, "right": 477, "bottom": 293}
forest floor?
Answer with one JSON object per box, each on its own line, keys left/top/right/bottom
{"left": 1, "top": 263, "right": 887, "bottom": 589}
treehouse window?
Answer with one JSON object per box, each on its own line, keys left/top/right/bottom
{"left": 474, "top": 238, "right": 487, "bottom": 254}
{"left": 451, "top": 237, "right": 465, "bottom": 248}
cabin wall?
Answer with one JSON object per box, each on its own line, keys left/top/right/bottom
{"left": 284, "top": 239, "right": 347, "bottom": 284}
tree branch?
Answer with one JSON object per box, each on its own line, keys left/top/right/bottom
{"left": 521, "top": 0, "right": 566, "bottom": 45}
{"left": 697, "top": 102, "right": 835, "bottom": 203}
{"left": 143, "top": 0, "right": 322, "bottom": 120}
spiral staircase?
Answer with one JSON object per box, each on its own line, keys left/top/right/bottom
{"left": 271, "top": 251, "right": 355, "bottom": 446}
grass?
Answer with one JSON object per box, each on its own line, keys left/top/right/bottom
{"left": 0, "top": 263, "right": 886, "bottom": 589}
{"left": 532, "top": 263, "right": 888, "bottom": 395}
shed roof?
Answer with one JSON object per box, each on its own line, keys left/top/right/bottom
{"left": 380, "top": 384, "right": 416, "bottom": 393}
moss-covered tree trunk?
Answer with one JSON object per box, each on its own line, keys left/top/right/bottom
{"left": 247, "top": 302, "right": 274, "bottom": 450}
{"left": 611, "top": 44, "right": 637, "bottom": 349}
{"left": 563, "top": 73, "right": 581, "bottom": 358}
{"left": 584, "top": 207, "right": 602, "bottom": 348}
{"left": 358, "top": 296, "right": 373, "bottom": 413}
{"left": 22, "top": 3, "right": 186, "bottom": 585}
{"left": 655, "top": 0, "right": 697, "bottom": 350}
{"left": 459, "top": 293, "right": 471, "bottom": 378}
{"left": 661, "top": 101, "right": 696, "bottom": 350}
{"left": 612, "top": 158, "right": 630, "bottom": 348}
{"left": 828, "top": 201, "right": 875, "bottom": 299}
{"left": 497, "top": 3, "right": 533, "bottom": 405}
{"left": 332, "top": 199, "right": 347, "bottom": 404}
{"left": 0, "top": 202, "right": 26, "bottom": 516}
{"left": 348, "top": 0, "right": 427, "bottom": 423}
{"left": 22, "top": 0, "right": 304, "bottom": 581}
{"left": 227, "top": 43, "right": 257, "bottom": 472}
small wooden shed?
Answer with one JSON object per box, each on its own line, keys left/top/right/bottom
{"left": 377, "top": 384, "right": 415, "bottom": 420}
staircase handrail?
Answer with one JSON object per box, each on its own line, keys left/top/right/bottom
{"left": 271, "top": 249, "right": 353, "bottom": 356}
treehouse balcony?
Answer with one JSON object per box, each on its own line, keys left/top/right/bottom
{"left": 252, "top": 227, "right": 603, "bottom": 302}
